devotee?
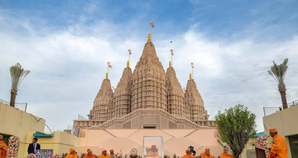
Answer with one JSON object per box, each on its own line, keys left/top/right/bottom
{"left": 146, "top": 145, "right": 159, "bottom": 158}
{"left": 0, "top": 135, "right": 7, "bottom": 158}
{"left": 110, "top": 149, "right": 118, "bottom": 158}
{"left": 267, "top": 128, "right": 288, "bottom": 158}
{"left": 183, "top": 149, "right": 195, "bottom": 158}
{"left": 188, "top": 146, "right": 196, "bottom": 156}
{"left": 220, "top": 148, "right": 233, "bottom": 158}
{"left": 98, "top": 148, "right": 112, "bottom": 158}
{"left": 66, "top": 148, "right": 78, "bottom": 158}
{"left": 200, "top": 148, "right": 214, "bottom": 158}
{"left": 28, "top": 137, "right": 41, "bottom": 154}
{"left": 84, "top": 149, "right": 96, "bottom": 158}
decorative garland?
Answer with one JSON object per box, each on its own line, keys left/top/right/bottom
{"left": 7, "top": 136, "right": 20, "bottom": 158}
{"left": 53, "top": 153, "right": 61, "bottom": 158}
{"left": 257, "top": 135, "right": 269, "bottom": 157}
{"left": 26, "top": 153, "right": 37, "bottom": 158}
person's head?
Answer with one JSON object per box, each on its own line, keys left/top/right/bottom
{"left": 87, "top": 149, "right": 92, "bottom": 156}
{"left": 205, "top": 148, "right": 210, "bottom": 155}
{"left": 151, "top": 145, "right": 157, "bottom": 152}
{"left": 223, "top": 148, "right": 228, "bottom": 153}
{"left": 186, "top": 149, "right": 191, "bottom": 155}
{"left": 70, "top": 148, "right": 75, "bottom": 155}
{"left": 33, "top": 137, "right": 38, "bottom": 143}
{"left": 269, "top": 128, "right": 278, "bottom": 137}
{"left": 110, "top": 149, "right": 114, "bottom": 155}
{"left": 189, "top": 146, "right": 194, "bottom": 150}
{"left": 102, "top": 148, "right": 107, "bottom": 156}
{"left": 0, "top": 135, "right": 3, "bottom": 140}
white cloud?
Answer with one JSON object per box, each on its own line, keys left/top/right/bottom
{"left": 0, "top": 10, "right": 298, "bottom": 133}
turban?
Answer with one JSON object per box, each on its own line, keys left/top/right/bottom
{"left": 205, "top": 148, "right": 210, "bottom": 152}
{"left": 110, "top": 149, "right": 114, "bottom": 153}
{"left": 186, "top": 149, "right": 190, "bottom": 153}
{"left": 269, "top": 128, "right": 277, "bottom": 133}
{"left": 70, "top": 148, "right": 75, "bottom": 153}
{"left": 151, "top": 145, "right": 156, "bottom": 148}
{"left": 87, "top": 149, "right": 92, "bottom": 153}
{"left": 102, "top": 148, "right": 106, "bottom": 152}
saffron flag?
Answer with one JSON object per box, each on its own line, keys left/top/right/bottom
{"left": 192, "top": 66, "right": 194, "bottom": 68}
{"left": 109, "top": 65, "right": 112, "bottom": 68}
{"left": 151, "top": 23, "right": 154, "bottom": 28}
{"left": 171, "top": 51, "right": 174, "bottom": 56}
{"left": 129, "top": 51, "right": 132, "bottom": 55}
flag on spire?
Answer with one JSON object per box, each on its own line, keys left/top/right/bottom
{"left": 192, "top": 65, "right": 194, "bottom": 68}
{"left": 151, "top": 22, "right": 154, "bottom": 28}
{"left": 109, "top": 65, "right": 112, "bottom": 68}
{"left": 171, "top": 51, "right": 174, "bottom": 56}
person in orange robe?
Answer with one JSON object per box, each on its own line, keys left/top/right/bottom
{"left": 0, "top": 135, "right": 7, "bottom": 158}
{"left": 84, "top": 149, "right": 96, "bottom": 158}
{"left": 66, "top": 148, "right": 78, "bottom": 158}
{"left": 267, "top": 128, "right": 288, "bottom": 158}
{"left": 200, "top": 148, "right": 214, "bottom": 158}
{"left": 110, "top": 149, "right": 118, "bottom": 158}
{"left": 98, "top": 148, "right": 112, "bottom": 158}
{"left": 146, "top": 145, "right": 159, "bottom": 158}
{"left": 183, "top": 149, "right": 195, "bottom": 158}
{"left": 220, "top": 148, "right": 233, "bottom": 158}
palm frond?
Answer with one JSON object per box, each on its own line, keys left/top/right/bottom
{"left": 10, "top": 63, "right": 30, "bottom": 91}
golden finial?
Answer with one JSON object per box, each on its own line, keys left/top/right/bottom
{"left": 148, "top": 33, "right": 152, "bottom": 41}
{"left": 189, "top": 73, "right": 192, "bottom": 79}
{"left": 169, "top": 61, "right": 172, "bottom": 67}
{"left": 127, "top": 61, "right": 130, "bottom": 67}
{"left": 106, "top": 72, "right": 108, "bottom": 79}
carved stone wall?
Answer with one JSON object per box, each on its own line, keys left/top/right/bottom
{"left": 113, "top": 67, "right": 133, "bottom": 118}
{"left": 165, "top": 67, "right": 185, "bottom": 118}
{"left": 89, "top": 79, "right": 113, "bottom": 121}
{"left": 131, "top": 40, "right": 167, "bottom": 111}
{"left": 185, "top": 78, "right": 207, "bottom": 122}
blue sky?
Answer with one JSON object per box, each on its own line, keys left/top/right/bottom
{"left": 0, "top": 0, "right": 298, "bottom": 132}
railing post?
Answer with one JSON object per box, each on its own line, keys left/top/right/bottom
{"left": 263, "top": 107, "right": 266, "bottom": 116}
{"left": 25, "top": 103, "right": 27, "bottom": 112}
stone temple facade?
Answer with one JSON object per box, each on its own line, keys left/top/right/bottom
{"left": 74, "top": 34, "right": 216, "bottom": 129}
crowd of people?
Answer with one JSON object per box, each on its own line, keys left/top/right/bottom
{"left": 0, "top": 127, "right": 289, "bottom": 158}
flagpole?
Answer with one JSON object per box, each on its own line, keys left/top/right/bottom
{"left": 150, "top": 21, "right": 153, "bottom": 37}
{"left": 170, "top": 49, "right": 173, "bottom": 66}
{"left": 191, "top": 62, "right": 194, "bottom": 79}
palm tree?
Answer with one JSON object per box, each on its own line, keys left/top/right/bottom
{"left": 268, "top": 58, "right": 289, "bottom": 110}
{"left": 9, "top": 63, "right": 30, "bottom": 107}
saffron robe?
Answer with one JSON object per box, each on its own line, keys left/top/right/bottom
{"left": 0, "top": 141, "right": 7, "bottom": 158}
{"left": 66, "top": 154, "right": 78, "bottom": 158}
{"left": 84, "top": 154, "right": 97, "bottom": 158}
{"left": 220, "top": 153, "right": 233, "bottom": 158}
{"left": 200, "top": 152, "right": 214, "bottom": 158}
{"left": 98, "top": 154, "right": 112, "bottom": 158}
{"left": 182, "top": 154, "right": 195, "bottom": 158}
{"left": 268, "top": 135, "right": 288, "bottom": 158}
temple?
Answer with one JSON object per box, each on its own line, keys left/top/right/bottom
{"left": 74, "top": 31, "right": 215, "bottom": 129}
{"left": 70, "top": 23, "right": 221, "bottom": 157}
